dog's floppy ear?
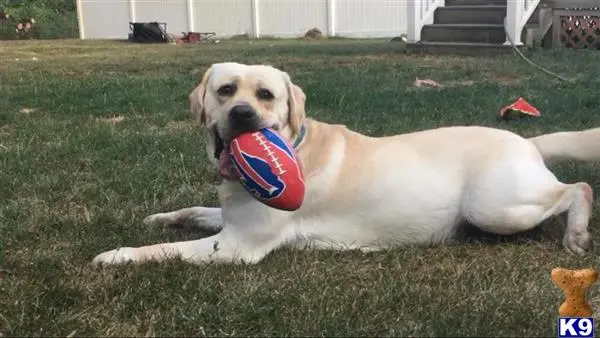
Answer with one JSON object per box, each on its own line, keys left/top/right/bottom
{"left": 282, "top": 72, "right": 306, "bottom": 137}
{"left": 189, "top": 66, "right": 213, "bottom": 125}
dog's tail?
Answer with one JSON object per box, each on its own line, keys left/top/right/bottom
{"left": 529, "top": 127, "right": 600, "bottom": 162}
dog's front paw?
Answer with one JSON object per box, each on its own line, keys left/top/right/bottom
{"left": 92, "top": 247, "right": 136, "bottom": 266}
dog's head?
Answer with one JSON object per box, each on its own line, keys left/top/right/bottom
{"left": 189, "top": 62, "right": 306, "bottom": 177}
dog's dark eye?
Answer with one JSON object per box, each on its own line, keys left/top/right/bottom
{"left": 257, "top": 88, "right": 274, "bottom": 101}
{"left": 217, "top": 84, "right": 236, "bottom": 96}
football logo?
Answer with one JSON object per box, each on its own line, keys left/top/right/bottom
{"left": 230, "top": 140, "right": 286, "bottom": 200}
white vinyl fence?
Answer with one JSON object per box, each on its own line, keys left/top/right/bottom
{"left": 76, "top": 0, "right": 407, "bottom": 40}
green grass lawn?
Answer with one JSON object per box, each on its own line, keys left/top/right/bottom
{"left": 2, "top": 38, "right": 600, "bottom": 336}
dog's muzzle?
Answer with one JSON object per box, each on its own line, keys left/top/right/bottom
{"left": 229, "top": 104, "right": 260, "bottom": 134}
{"left": 215, "top": 104, "right": 280, "bottom": 181}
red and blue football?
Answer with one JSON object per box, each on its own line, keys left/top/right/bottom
{"left": 229, "top": 128, "right": 305, "bottom": 211}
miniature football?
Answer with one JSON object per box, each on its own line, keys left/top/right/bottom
{"left": 229, "top": 128, "right": 305, "bottom": 211}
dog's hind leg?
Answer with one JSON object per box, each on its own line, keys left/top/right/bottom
{"left": 144, "top": 206, "right": 223, "bottom": 233}
{"left": 560, "top": 182, "right": 594, "bottom": 255}
{"left": 462, "top": 151, "right": 593, "bottom": 255}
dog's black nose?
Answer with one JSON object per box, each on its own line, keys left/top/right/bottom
{"left": 229, "top": 105, "right": 258, "bottom": 131}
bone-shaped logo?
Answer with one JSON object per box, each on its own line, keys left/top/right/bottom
{"left": 551, "top": 267, "right": 598, "bottom": 317}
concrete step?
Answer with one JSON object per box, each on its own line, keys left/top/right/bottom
{"left": 421, "top": 23, "right": 506, "bottom": 43}
{"left": 406, "top": 41, "right": 516, "bottom": 56}
{"left": 446, "top": 0, "right": 507, "bottom": 5}
{"left": 435, "top": 5, "right": 507, "bottom": 24}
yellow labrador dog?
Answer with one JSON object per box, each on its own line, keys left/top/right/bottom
{"left": 93, "top": 62, "right": 600, "bottom": 266}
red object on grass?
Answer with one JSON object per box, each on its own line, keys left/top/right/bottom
{"left": 499, "top": 97, "right": 541, "bottom": 119}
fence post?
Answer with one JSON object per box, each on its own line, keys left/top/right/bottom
{"left": 251, "top": 0, "right": 261, "bottom": 38}
{"left": 76, "top": 0, "right": 85, "bottom": 39}
{"left": 406, "top": 0, "right": 421, "bottom": 42}
{"left": 327, "top": 0, "right": 336, "bottom": 37}
{"left": 129, "top": 0, "right": 137, "bottom": 23}
{"left": 186, "top": 0, "right": 195, "bottom": 32}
